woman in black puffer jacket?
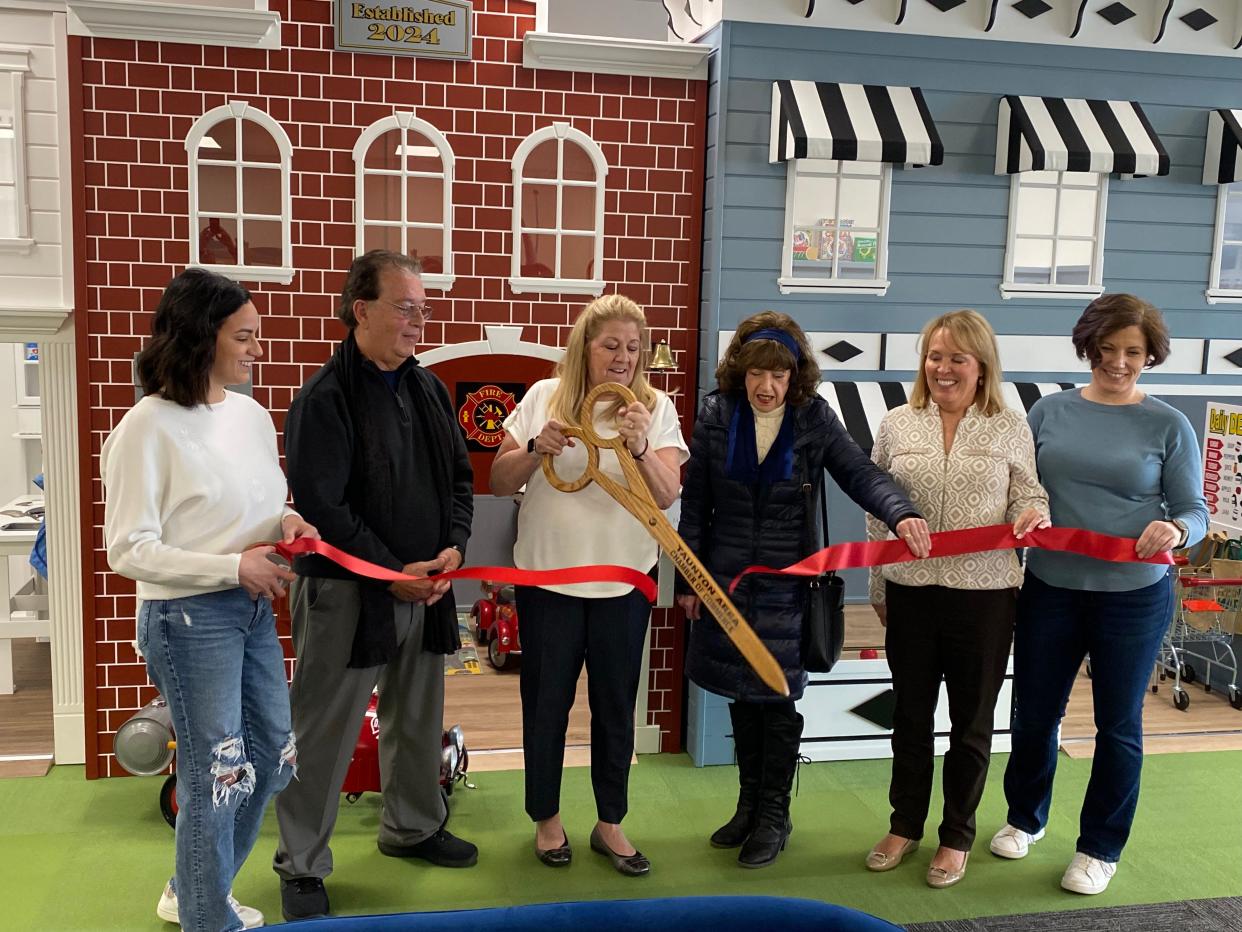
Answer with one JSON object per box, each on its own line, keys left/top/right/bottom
{"left": 677, "top": 311, "right": 929, "bottom": 869}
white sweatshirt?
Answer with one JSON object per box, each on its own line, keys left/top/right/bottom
{"left": 101, "top": 392, "right": 293, "bottom": 601}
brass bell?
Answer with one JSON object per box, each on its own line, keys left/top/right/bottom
{"left": 648, "top": 339, "right": 676, "bottom": 371}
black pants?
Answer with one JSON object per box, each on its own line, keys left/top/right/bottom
{"left": 516, "top": 585, "right": 650, "bottom": 824}
{"left": 885, "top": 582, "right": 1016, "bottom": 850}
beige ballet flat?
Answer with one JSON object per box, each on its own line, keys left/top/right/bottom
{"left": 927, "top": 851, "right": 969, "bottom": 888}
{"left": 865, "top": 837, "right": 919, "bottom": 872}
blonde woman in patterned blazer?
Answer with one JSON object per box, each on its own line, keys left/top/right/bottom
{"left": 863, "top": 309, "right": 1049, "bottom": 889}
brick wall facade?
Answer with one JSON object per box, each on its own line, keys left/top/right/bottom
{"left": 74, "top": 0, "right": 705, "bottom": 776}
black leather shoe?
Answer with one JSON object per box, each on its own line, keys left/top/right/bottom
{"left": 280, "top": 876, "right": 329, "bottom": 921}
{"left": 535, "top": 832, "right": 573, "bottom": 867}
{"left": 378, "top": 829, "right": 479, "bottom": 867}
{"left": 589, "top": 825, "right": 650, "bottom": 876}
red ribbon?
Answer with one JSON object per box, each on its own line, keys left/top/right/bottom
{"left": 729, "top": 524, "right": 1175, "bottom": 595}
{"left": 272, "top": 536, "right": 659, "bottom": 602}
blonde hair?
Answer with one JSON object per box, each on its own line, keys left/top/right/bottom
{"left": 549, "top": 294, "right": 659, "bottom": 426}
{"left": 910, "top": 309, "right": 1006, "bottom": 416}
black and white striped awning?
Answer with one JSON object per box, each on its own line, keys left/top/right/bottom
{"left": 995, "top": 96, "right": 1169, "bottom": 177}
{"left": 1203, "top": 109, "right": 1242, "bottom": 185}
{"left": 818, "top": 381, "right": 1076, "bottom": 453}
{"left": 769, "top": 81, "right": 944, "bottom": 166}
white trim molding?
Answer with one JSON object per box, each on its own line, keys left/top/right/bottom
{"left": 353, "top": 111, "right": 456, "bottom": 292}
{"left": 66, "top": 0, "right": 281, "bottom": 49}
{"left": 523, "top": 32, "right": 711, "bottom": 80}
{"left": 509, "top": 122, "right": 608, "bottom": 298}
{"left": 416, "top": 324, "right": 565, "bottom": 366}
{"left": 185, "top": 101, "right": 294, "bottom": 285}
{"left": 0, "top": 306, "right": 74, "bottom": 336}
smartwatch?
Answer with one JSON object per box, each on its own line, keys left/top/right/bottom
{"left": 1170, "top": 518, "right": 1189, "bottom": 548}
{"left": 526, "top": 437, "right": 537, "bottom": 455}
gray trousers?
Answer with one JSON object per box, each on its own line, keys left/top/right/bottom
{"left": 273, "top": 576, "right": 446, "bottom": 880}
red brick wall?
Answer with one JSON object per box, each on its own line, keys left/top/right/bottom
{"left": 75, "top": 0, "right": 705, "bottom": 776}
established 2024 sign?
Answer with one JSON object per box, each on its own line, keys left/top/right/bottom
{"left": 335, "top": 0, "right": 473, "bottom": 60}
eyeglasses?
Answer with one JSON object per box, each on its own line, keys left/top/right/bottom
{"left": 375, "top": 298, "right": 433, "bottom": 321}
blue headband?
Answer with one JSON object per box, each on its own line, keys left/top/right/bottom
{"left": 743, "top": 328, "right": 801, "bottom": 361}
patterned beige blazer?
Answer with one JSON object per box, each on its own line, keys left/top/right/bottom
{"left": 867, "top": 402, "right": 1049, "bottom": 603}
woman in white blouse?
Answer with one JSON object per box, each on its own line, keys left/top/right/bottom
{"left": 863, "top": 309, "right": 1049, "bottom": 888}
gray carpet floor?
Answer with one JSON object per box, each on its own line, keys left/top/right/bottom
{"left": 905, "top": 897, "right": 1242, "bottom": 931}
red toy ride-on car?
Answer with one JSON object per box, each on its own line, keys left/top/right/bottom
{"left": 469, "top": 581, "right": 521, "bottom": 669}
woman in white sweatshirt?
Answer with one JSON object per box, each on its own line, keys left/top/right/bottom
{"left": 101, "top": 268, "right": 317, "bottom": 932}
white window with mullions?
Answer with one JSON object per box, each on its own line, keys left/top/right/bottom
{"left": 185, "top": 101, "right": 293, "bottom": 284}
{"left": 353, "top": 112, "right": 455, "bottom": 291}
{"left": 1207, "top": 182, "right": 1242, "bottom": 304}
{"left": 509, "top": 122, "right": 607, "bottom": 297}
{"left": 779, "top": 158, "right": 891, "bottom": 296}
{"left": 1001, "top": 170, "right": 1107, "bottom": 300}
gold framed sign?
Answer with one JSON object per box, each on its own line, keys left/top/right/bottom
{"left": 335, "top": 0, "right": 473, "bottom": 61}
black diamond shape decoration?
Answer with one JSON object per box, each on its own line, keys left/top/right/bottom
{"left": 1180, "top": 8, "right": 1217, "bottom": 31}
{"left": 850, "top": 689, "right": 897, "bottom": 731}
{"left": 926, "top": 0, "right": 967, "bottom": 10}
{"left": 1098, "top": 2, "right": 1135, "bottom": 25}
{"left": 824, "top": 340, "right": 863, "bottom": 363}
{"left": 1225, "top": 348, "right": 1242, "bottom": 369}
{"left": 1013, "top": 0, "right": 1052, "bottom": 17}
{"left": 845, "top": 0, "right": 864, "bottom": 5}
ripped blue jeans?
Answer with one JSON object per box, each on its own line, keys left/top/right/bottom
{"left": 138, "top": 588, "right": 295, "bottom": 932}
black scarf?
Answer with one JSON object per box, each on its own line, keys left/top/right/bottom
{"left": 332, "top": 333, "right": 462, "bottom": 668}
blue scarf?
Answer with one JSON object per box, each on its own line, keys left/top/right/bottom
{"left": 725, "top": 396, "right": 796, "bottom": 485}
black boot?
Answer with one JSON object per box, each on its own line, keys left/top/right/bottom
{"left": 710, "top": 702, "right": 764, "bottom": 848}
{"left": 738, "top": 708, "right": 803, "bottom": 869}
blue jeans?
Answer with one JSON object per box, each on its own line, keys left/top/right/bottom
{"left": 1003, "top": 571, "right": 1173, "bottom": 863}
{"left": 138, "top": 588, "right": 295, "bottom": 932}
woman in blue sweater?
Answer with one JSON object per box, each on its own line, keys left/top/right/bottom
{"left": 989, "top": 294, "right": 1208, "bottom": 895}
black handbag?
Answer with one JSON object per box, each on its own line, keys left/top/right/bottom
{"left": 801, "top": 465, "right": 846, "bottom": 673}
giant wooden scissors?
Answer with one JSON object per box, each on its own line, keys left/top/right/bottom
{"left": 541, "top": 381, "right": 789, "bottom": 697}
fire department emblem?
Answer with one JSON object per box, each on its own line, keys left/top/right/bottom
{"left": 458, "top": 384, "right": 516, "bottom": 448}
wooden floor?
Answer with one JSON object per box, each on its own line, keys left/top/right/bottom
{"left": 443, "top": 640, "right": 591, "bottom": 756}
{"left": 0, "top": 637, "right": 53, "bottom": 777}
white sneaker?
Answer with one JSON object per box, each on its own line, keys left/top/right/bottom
{"left": 1061, "top": 852, "right": 1117, "bottom": 895}
{"left": 989, "top": 823, "right": 1046, "bottom": 859}
{"left": 157, "top": 883, "right": 265, "bottom": 928}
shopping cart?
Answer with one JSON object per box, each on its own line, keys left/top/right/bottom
{"left": 1156, "top": 558, "right": 1242, "bottom": 712}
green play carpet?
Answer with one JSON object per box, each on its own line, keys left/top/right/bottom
{"left": 2, "top": 751, "right": 1239, "bottom": 929}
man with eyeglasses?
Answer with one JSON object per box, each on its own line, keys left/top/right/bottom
{"left": 274, "top": 250, "right": 476, "bottom": 921}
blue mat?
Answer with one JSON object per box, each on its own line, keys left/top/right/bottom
{"left": 295, "top": 895, "right": 902, "bottom": 931}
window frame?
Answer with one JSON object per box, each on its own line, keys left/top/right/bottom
{"left": 184, "top": 101, "right": 294, "bottom": 285}
{"left": 1206, "top": 182, "right": 1242, "bottom": 304}
{"left": 353, "top": 111, "right": 455, "bottom": 292}
{"left": 777, "top": 158, "right": 892, "bottom": 296}
{"left": 0, "top": 45, "right": 32, "bottom": 255}
{"left": 509, "top": 122, "right": 607, "bottom": 297}
{"left": 1000, "top": 170, "right": 1108, "bottom": 301}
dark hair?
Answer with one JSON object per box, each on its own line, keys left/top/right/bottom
{"left": 337, "top": 250, "right": 422, "bottom": 328}
{"left": 715, "top": 310, "right": 821, "bottom": 406}
{"left": 1072, "top": 293, "right": 1170, "bottom": 369}
{"left": 135, "top": 268, "right": 252, "bottom": 407}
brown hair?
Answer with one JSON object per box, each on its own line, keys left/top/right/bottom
{"left": 135, "top": 268, "right": 253, "bottom": 408}
{"left": 910, "top": 309, "right": 1006, "bottom": 417}
{"left": 1072, "top": 293, "right": 1170, "bottom": 369}
{"left": 715, "top": 311, "right": 821, "bottom": 407}
{"left": 337, "top": 250, "right": 422, "bottom": 328}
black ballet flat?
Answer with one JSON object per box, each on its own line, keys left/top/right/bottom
{"left": 535, "top": 832, "right": 572, "bottom": 867}
{"left": 589, "top": 826, "right": 650, "bottom": 876}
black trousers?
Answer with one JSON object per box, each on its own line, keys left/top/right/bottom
{"left": 516, "top": 585, "right": 650, "bottom": 824}
{"left": 885, "top": 582, "right": 1017, "bottom": 850}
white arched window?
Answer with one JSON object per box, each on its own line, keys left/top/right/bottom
{"left": 185, "top": 101, "right": 293, "bottom": 284}
{"left": 353, "top": 112, "right": 455, "bottom": 291}
{"left": 510, "top": 122, "right": 607, "bottom": 296}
